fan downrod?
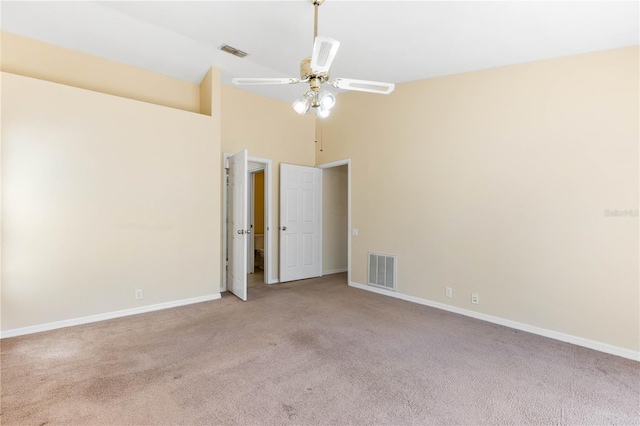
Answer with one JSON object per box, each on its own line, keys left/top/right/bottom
{"left": 304, "top": 0, "right": 329, "bottom": 86}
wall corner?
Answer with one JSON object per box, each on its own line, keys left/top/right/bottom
{"left": 199, "top": 67, "right": 222, "bottom": 119}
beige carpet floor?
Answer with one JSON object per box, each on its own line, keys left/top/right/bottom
{"left": 1, "top": 273, "right": 639, "bottom": 425}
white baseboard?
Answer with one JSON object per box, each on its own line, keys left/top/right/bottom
{"left": 0, "top": 293, "right": 221, "bottom": 339}
{"left": 349, "top": 282, "right": 639, "bottom": 362}
{"left": 323, "top": 268, "right": 348, "bottom": 275}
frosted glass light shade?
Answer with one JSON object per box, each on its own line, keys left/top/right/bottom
{"left": 319, "top": 91, "right": 336, "bottom": 109}
{"left": 316, "top": 106, "right": 331, "bottom": 118}
{"left": 292, "top": 97, "right": 311, "bottom": 115}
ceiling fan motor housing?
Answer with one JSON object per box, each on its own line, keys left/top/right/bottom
{"left": 300, "top": 57, "right": 329, "bottom": 85}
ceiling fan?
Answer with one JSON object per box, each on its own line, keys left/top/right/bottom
{"left": 231, "top": 0, "right": 395, "bottom": 118}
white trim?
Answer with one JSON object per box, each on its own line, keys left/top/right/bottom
{"left": 247, "top": 162, "right": 266, "bottom": 172}
{"left": 323, "top": 268, "right": 348, "bottom": 275}
{"left": 0, "top": 294, "right": 221, "bottom": 339}
{"left": 316, "top": 159, "right": 351, "bottom": 284}
{"left": 317, "top": 159, "right": 350, "bottom": 169}
{"left": 349, "top": 281, "right": 639, "bottom": 362}
{"left": 222, "top": 152, "right": 230, "bottom": 292}
{"left": 267, "top": 278, "right": 279, "bottom": 285}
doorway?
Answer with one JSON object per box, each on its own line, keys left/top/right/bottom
{"left": 248, "top": 162, "right": 266, "bottom": 287}
{"left": 222, "top": 153, "right": 273, "bottom": 296}
{"left": 317, "top": 159, "right": 351, "bottom": 284}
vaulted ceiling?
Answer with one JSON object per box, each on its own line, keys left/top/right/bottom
{"left": 2, "top": 1, "right": 638, "bottom": 103}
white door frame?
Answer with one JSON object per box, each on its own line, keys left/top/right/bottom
{"left": 316, "top": 159, "right": 351, "bottom": 284}
{"left": 222, "top": 153, "right": 273, "bottom": 291}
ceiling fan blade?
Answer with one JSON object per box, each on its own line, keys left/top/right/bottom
{"left": 310, "top": 36, "right": 340, "bottom": 74}
{"left": 330, "top": 78, "right": 395, "bottom": 95}
{"left": 232, "top": 77, "right": 301, "bottom": 85}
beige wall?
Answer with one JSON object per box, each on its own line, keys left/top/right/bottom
{"left": 221, "top": 85, "right": 316, "bottom": 281}
{"left": 316, "top": 46, "right": 639, "bottom": 352}
{"left": 322, "top": 165, "right": 348, "bottom": 274}
{"left": 2, "top": 27, "right": 637, "bottom": 356}
{"left": 1, "top": 72, "right": 221, "bottom": 331}
{"left": 0, "top": 31, "right": 201, "bottom": 113}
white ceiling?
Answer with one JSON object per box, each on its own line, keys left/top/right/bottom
{"left": 1, "top": 1, "right": 638, "bottom": 103}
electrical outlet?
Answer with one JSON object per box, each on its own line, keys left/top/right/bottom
{"left": 471, "top": 293, "right": 479, "bottom": 304}
{"left": 445, "top": 287, "right": 453, "bottom": 298}
{"left": 135, "top": 289, "right": 143, "bottom": 300}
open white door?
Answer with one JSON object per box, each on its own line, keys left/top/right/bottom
{"left": 227, "top": 149, "right": 248, "bottom": 301}
{"left": 279, "top": 164, "right": 322, "bottom": 282}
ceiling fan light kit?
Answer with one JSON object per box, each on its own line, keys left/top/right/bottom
{"left": 231, "top": 0, "right": 395, "bottom": 118}
{"left": 292, "top": 88, "right": 336, "bottom": 117}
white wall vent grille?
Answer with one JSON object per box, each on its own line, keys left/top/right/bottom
{"left": 368, "top": 253, "right": 396, "bottom": 291}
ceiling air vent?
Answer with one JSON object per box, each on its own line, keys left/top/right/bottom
{"left": 219, "top": 44, "right": 248, "bottom": 58}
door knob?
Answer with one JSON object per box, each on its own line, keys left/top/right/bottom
{"left": 246, "top": 230, "right": 251, "bottom": 234}
{"left": 281, "top": 226, "right": 287, "bottom": 231}
{"left": 237, "top": 230, "right": 244, "bottom": 235}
